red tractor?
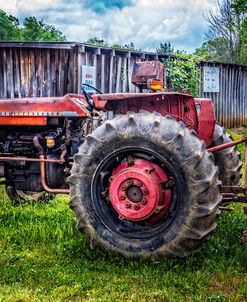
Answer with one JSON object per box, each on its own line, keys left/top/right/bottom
{"left": 0, "top": 61, "right": 245, "bottom": 258}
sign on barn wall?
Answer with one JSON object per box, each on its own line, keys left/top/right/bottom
{"left": 203, "top": 66, "right": 220, "bottom": 93}
{"left": 81, "top": 66, "right": 96, "bottom": 92}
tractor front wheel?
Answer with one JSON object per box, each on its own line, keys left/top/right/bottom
{"left": 69, "top": 112, "right": 221, "bottom": 259}
{"left": 5, "top": 186, "right": 55, "bottom": 205}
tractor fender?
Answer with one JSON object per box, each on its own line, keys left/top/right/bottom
{"left": 194, "top": 98, "right": 216, "bottom": 146}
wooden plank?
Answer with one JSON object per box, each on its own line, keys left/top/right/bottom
{"left": 73, "top": 48, "right": 78, "bottom": 93}
{"left": 58, "top": 49, "right": 65, "bottom": 95}
{"left": 36, "top": 49, "right": 42, "bottom": 97}
{"left": 77, "top": 51, "right": 82, "bottom": 93}
{"left": 0, "top": 42, "right": 76, "bottom": 49}
{"left": 126, "top": 52, "right": 132, "bottom": 92}
{"left": 101, "top": 53, "right": 105, "bottom": 93}
{"left": 240, "top": 67, "right": 244, "bottom": 126}
{"left": 51, "top": 49, "right": 56, "bottom": 95}
{"left": 12, "top": 48, "right": 18, "bottom": 97}
{"left": 54, "top": 50, "right": 59, "bottom": 96}
{"left": 64, "top": 50, "right": 70, "bottom": 94}
{"left": 19, "top": 48, "right": 26, "bottom": 97}
{"left": 46, "top": 49, "right": 51, "bottom": 97}
{"left": 2, "top": 48, "right": 7, "bottom": 98}
{"left": 116, "top": 56, "right": 122, "bottom": 93}
{"left": 42, "top": 48, "right": 48, "bottom": 97}
{"left": 96, "top": 54, "right": 101, "bottom": 91}
{"left": 28, "top": 49, "right": 34, "bottom": 97}
{"left": 104, "top": 54, "right": 110, "bottom": 93}
{"left": 108, "top": 51, "right": 114, "bottom": 93}
{"left": 7, "top": 48, "right": 14, "bottom": 98}
{"left": 244, "top": 70, "right": 247, "bottom": 125}
{"left": 68, "top": 49, "right": 74, "bottom": 93}
{"left": 122, "top": 56, "right": 127, "bottom": 92}
{"left": 0, "top": 50, "right": 3, "bottom": 98}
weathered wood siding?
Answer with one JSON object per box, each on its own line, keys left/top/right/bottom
{"left": 77, "top": 47, "right": 159, "bottom": 94}
{"left": 0, "top": 45, "right": 78, "bottom": 98}
{"left": 0, "top": 42, "right": 160, "bottom": 99}
{"left": 201, "top": 62, "right": 247, "bottom": 128}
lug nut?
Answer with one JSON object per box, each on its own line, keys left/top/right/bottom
{"left": 120, "top": 195, "right": 126, "bottom": 200}
{"left": 141, "top": 198, "right": 147, "bottom": 205}
{"left": 127, "top": 180, "right": 133, "bottom": 185}
{"left": 125, "top": 202, "right": 131, "bottom": 208}
{"left": 121, "top": 185, "right": 126, "bottom": 191}
{"left": 137, "top": 181, "right": 142, "bottom": 187}
{"left": 142, "top": 189, "right": 147, "bottom": 195}
{"left": 134, "top": 204, "right": 140, "bottom": 210}
{"left": 145, "top": 167, "right": 154, "bottom": 174}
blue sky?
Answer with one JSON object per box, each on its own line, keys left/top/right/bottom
{"left": 1, "top": 0, "right": 217, "bottom": 52}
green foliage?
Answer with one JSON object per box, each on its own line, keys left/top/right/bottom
{"left": 163, "top": 52, "right": 206, "bottom": 97}
{"left": 199, "top": 38, "right": 234, "bottom": 63}
{"left": 86, "top": 37, "right": 106, "bottom": 47}
{"left": 86, "top": 38, "right": 140, "bottom": 51}
{"left": 156, "top": 42, "right": 174, "bottom": 54}
{"left": 111, "top": 41, "right": 139, "bottom": 51}
{"left": 204, "top": 0, "right": 247, "bottom": 64}
{"left": 232, "top": 0, "right": 247, "bottom": 63}
{"left": 0, "top": 9, "right": 66, "bottom": 42}
{"left": 21, "top": 17, "right": 66, "bottom": 42}
{"left": 231, "top": 0, "right": 247, "bottom": 15}
{"left": 0, "top": 10, "right": 21, "bottom": 40}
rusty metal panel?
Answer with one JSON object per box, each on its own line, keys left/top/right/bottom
{"left": 131, "top": 61, "right": 164, "bottom": 89}
{"left": 201, "top": 62, "right": 247, "bottom": 128}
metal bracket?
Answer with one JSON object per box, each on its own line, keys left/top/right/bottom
{"left": 208, "top": 137, "right": 247, "bottom": 218}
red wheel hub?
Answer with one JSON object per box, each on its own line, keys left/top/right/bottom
{"left": 109, "top": 159, "right": 172, "bottom": 222}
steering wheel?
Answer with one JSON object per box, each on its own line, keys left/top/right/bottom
{"left": 81, "top": 84, "right": 103, "bottom": 111}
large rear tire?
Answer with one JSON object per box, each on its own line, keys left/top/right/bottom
{"left": 69, "top": 112, "right": 221, "bottom": 259}
{"left": 211, "top": 124, "right": 242, "bottom": 185}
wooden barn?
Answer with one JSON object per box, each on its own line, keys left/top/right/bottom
{"left": 0, "top": 41, "right": 167, "bottom": 99}
{"left": 0, "top": 41, "right": 247, "bottom": 127}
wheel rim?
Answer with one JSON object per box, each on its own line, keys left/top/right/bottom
{"left": 109, "top": 159, "right": 172, "bottom": 222}
{"left": 91, "top": 146, "right": 185, "bottom": 241}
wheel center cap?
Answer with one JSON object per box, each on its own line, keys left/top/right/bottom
{"left": 127, "top": 186, "right": 143, "bottom": 203}
{"left": 108, "top": 159, "right": 172, "bottom": 222}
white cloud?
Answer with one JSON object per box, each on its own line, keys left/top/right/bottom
{"left": 0, "top": 0, "right": 217, "bottom": 52}
{"left": 0, "top": 0, "right": 17, "bottom": 14}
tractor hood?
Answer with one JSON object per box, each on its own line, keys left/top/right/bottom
{"left": 0, "top": 94, "right": 90, "bottom": 126}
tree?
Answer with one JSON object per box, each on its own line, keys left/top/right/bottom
{"left": 205, "top": 0, "right": 245, "bottom": 63}
{"left": 0, "top": 9, "right": 21, "bottom": 40}
{"left": 86, "top": 37, "right": 106, "bottom": 47}
{"left": 86, "top": 39, "right": 140, "bottom": 51}
{"left": 231, "top": 0, "right": 247, "bottom": 63}
{"left": 21, "top": 17, "right": 66, "bottom": 42}
{"left": 0, "top": 9, "right": 66, "bottom": 42}
{"left": 111, "top": 42, "right": 139, "bottom": 51}
{"left": 199, "top": 38, "right": 233, "bottom": 62}
{"left": 156, "top": 42, "right": 174, "bottom": 54}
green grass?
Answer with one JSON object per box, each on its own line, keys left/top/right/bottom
{"left": 0, "top": 130, "right": 247, "bottom": 302}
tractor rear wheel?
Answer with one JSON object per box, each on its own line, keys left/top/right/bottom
{"left": 69, "top": 112, "right": 221, "bottom": 259}
{"left": 211, "top": 124, "right": 242, "bottom": 185}
{"left": 5, "top": 186, "right": 54, "bottom": 205}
